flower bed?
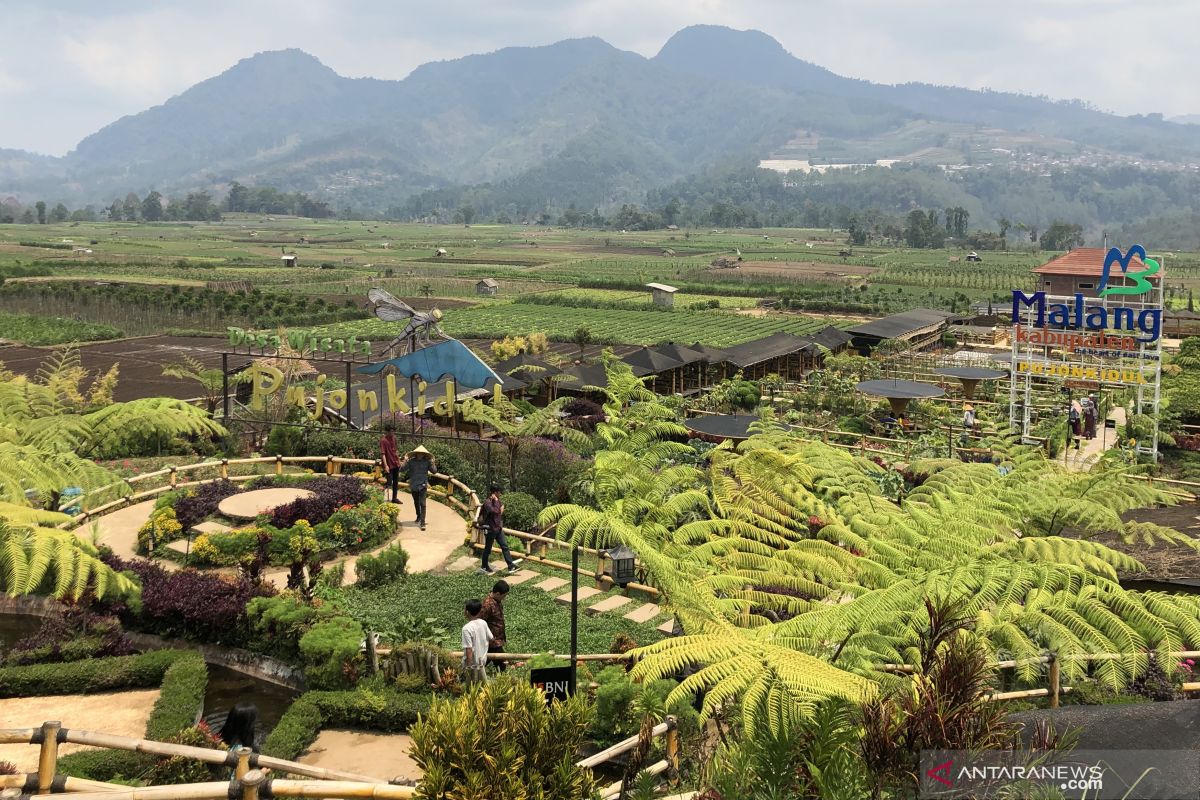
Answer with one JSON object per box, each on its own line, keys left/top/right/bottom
{"left": 136, "top": 475, "right": 398, "bottom": 570}
{"left": 189, "top": 497, "right": 400, "bottom": 569}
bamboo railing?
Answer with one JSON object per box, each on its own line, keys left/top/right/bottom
{"left": 0, "top": 721, "right": 412, "bottom": 797}
{"left": 1, "top": 714, "right": 678, "bottom": 799}
{"left": 60, "top": 456, "right": 482, "bottom": 529}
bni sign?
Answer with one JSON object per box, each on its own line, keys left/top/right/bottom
{"left": 530, "top": 666, "right": 573, "bottom": 704}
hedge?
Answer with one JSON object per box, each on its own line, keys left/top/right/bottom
{"left": 54, "top": 652, "right": 208, "bottom": 782}
{"left": 261, "top": 689, "right": 431, "bottom": 761}
{"left": 0, "top": 649, "right": 187, "bottom": 698}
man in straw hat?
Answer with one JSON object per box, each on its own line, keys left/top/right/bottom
{"left": 401, "top": 445, "right": 437, "bottom": 530}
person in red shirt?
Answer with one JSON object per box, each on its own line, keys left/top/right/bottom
{"left": 379, "top": 423, "right": 401, "bottom": 503}
{"left": 478, "top": 580, "right": 510, "bottom": 673}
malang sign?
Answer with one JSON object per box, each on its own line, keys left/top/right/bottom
{"left": 1010, "top": 245, "right": 1163, "bottom": 346}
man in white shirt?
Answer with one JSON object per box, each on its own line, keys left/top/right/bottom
{"left": 461, "top": 598, "right": 493, "bottom": 684}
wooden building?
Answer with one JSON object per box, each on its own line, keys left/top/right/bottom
{"left": 1031, "top": 247, "right": 1161, "bottom": 298}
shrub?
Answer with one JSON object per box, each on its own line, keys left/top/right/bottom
{"left": 102, "top": 554, "right": 275, "bottom": 646}
{"left": 190, "top": 529, "right": 260, "bottom": 567}
{"left": 409, "top": 677, "right": 596, "bottom": 800}
{"left": 0, "top": 649, "right": 186, "bottom": 697}
{"left": 261, "top": 688, "right": 432, "bottom": 761}
{"left": 173, "top": 480, "right": 241, "bottom": 530}
{"left": 57, "top": 652, "right": 208, "bottom": 782}
{"left": 144, "top": 723, "right": 226, "bottom": 784}
{"left": 270, "top": 477, "right": 368, "bottom": 528}
{"left": 512, "top": 439, "right": 584, "bottom": 503}
{"left": 318, "top": 501, "right": 398, "bottom": 552}
{"left": 137, "top": 506, "right": 184, "bottom": 554}
{"left": 6, "top": 608, "right": 133, "bottom": 666}
{"left": 247, "top": 594, "right": 319, "bottom": 662}
{"left": 300, "top": 616, "right": 364, "bottom": 689}
{"left": 355, "top": 543, "right": 409, "bottom": 588}
{"left": 500, "top": 491, "right": 542, "bottom": 532}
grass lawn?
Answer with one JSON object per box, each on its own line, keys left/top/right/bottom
{"left": 340, "top": 570, "right": 664, "bottom": 659}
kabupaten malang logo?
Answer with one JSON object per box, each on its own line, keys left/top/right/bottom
{"left": 1098, "top": 245, "right": 1159, "bottom": 297}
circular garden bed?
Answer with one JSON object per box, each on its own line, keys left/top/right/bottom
{"left": 136, "top": 475, "right": 401, "bottom": 570}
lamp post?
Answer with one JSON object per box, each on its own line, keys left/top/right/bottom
{"left": 569, "top": 545, "right": 579, "bottom": 696}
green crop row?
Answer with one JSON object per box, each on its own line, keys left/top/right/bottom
{"left": 310, "top": 302, "right": 842, "bottom": 347}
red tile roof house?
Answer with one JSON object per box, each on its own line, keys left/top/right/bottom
{"left": 1031, "top": 247, "right": 1162, "bottom": 298}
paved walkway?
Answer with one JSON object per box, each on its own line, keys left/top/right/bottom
{"left": 80, "top": 493, "right": 466, "bottom": 585}
{"left": 0, "top": 689, "right": 159, "bottom": 772}
{"left": 1064, "top": 406, "right": 1126, "bottom": 470}
{"left": 299, "top": 730, "right": 419, "bottom": 784}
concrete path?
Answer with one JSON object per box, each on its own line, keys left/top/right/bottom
{"left": 299, "top": 730, "right": 419, "bottom": 784}
{"left": 0, "top": 689, "right": 159, "bottom": 772}
{"left": 1064, "top": 406, "right": 1127, "bottom": 470}
{"left": 77, "top": 498, "right": 158, "bottom": 561}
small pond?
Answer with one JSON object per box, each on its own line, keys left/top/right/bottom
{"left": 202, "top": 663, "right": 299, "bottom": 743}
{"left": 0, "top": 613, "right": 47, "bottom": 650}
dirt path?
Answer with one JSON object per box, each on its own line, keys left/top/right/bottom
{"left": 299, "top": 730, "right": 419, "bottom": 783}
{"left": 1064, "top": 406, "right": 1127, "bottom": 471}
{"left": 0, "top": 689, "right": 159, "bottom": 772}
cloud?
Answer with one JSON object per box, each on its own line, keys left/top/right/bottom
{"left": 0, "top": 0, "right": 1197, "bottom": 156}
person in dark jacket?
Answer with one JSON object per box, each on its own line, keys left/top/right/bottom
{"left": 480, "top": 486, "right": 521, "bottom": 574}
{"left": 479, "top": 580, "right": 510, "bottom": 672}
{"left": 401, "top": 445, "right": 436, "bottom": 530}
{"left": 379, "top": 424, "right": 401, "bottom": 503}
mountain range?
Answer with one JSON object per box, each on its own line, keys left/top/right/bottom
{"left": 2, "top": 25, "right": 1199, "bottom": 222}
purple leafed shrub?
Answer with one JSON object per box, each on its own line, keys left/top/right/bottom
{"left": 173, "top": 480, "right": 241, "bottom": 530}
{"left": 7, "top": 607, "right": 134, "bottom": 665}
{"left": 101, "top": 554, "right": 275, "bottom": 646}
{"left": 269, "top": 477, "right": 368, "bottom": 528}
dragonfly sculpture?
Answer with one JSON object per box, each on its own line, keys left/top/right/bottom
{"left": 368, "top": 288, "right": 446, "bottom": 355}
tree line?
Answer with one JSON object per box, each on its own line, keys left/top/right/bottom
{"left": 0, "top": 184, "right": 333, "bottom": 225}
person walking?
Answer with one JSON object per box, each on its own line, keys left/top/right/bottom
{"left": 379, "top": 424, "right": 401, "bottom": 504}
{"left": 461, "top": 598, "right": 493, "bottom": 684}
{"left": 1083, "top": 395, "right": 1098, "bottom": 440}
{"left": 401, "top": 445, "right": 436, "bottom": 530}
{"left": 479, "top": 580, "right": 510, "bottom": 673}
{"left": 962, "top": 403, "right": 976, "bottom": 431}
{"left": 480, "top": 486, "right": 521, "bottom": 575}
{"left": 1068, "top": 400, "right": 1082, "bottom": 450}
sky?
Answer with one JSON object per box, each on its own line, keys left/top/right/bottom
{"left": 1, "top": 0, "right": 1197, "bottom": 156}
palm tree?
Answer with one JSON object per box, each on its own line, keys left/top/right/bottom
{"left": 458, "top": 394, "right": 591, "bottom": 489}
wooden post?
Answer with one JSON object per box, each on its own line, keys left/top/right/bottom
{"left": 241, "top": 769, "right": 267, "bottom": 800}
{"left": 235, "top": 746, "right": 252, "bottom": 781}
{"left": 169, "top": 466, "right": 178, "bottom": 488}
{"left": 275, "top": 455, "right": 284, "bottom": 476}
{"left": 326, "top": 456, "right": 335, "bottom": 476}
{"left": 665, "top": 715, "right": 679, "bottom": 784}
{"left": 1048, "top": 655, "right": 1061, "bottom": 709}
{"left": 37, "top": 720, "right": 60, "bottom": 794}
{"left": 220, "top": 459, "right": 229, "bottom": 479}
{"left": 366, "top": 631, "right": 379, "bottom": 675}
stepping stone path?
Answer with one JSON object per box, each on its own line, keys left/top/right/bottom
{"left": 193, "top": 520, "right": 233, "bottom": 534}
{"left": 623, "top": 603, "right": 661, "bottom": 623}
{"left": 503, "top": 569, "right": 540, "bottom": 586}
{"left": 586, "top": 595, "right": 631, "bottom": 615}
{"left": 656, "top": 618, "right": 677, "bottom": 635}
{"left": 555, "top": 586, "right": 601, "bottom": 606}
{"left": 218, "top": 487, "right": 314, "bottom": 521}
{"left": 533, "top": 576, "right": 568, "bottom": 592}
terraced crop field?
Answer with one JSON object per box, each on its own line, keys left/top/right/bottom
{"left": 312, "top": 303, "right": 842, "bottom": 348}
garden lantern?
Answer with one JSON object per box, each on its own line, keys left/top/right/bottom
{"left": 606, "top": 545, "right": 637, "bottom": 587}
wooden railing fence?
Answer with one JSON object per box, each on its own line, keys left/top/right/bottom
{"left": 59, "top": 456, "right": 482, "bottom": 528}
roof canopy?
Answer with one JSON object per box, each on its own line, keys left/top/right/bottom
{"left": 645, "top": 283, "right": 679, "bottom": 293}
{"left": 1032, "top": 247, "right": 1161, "bottom": 279}
{"left": 847, "top": 309, "right": 955, "bottom": 340}
{"left": 721, "top": 331, "right": 819, "bottom": 368}
{"left": 622, "top": 347, "right": 684, "bottom": 376}
{"left": 357, "top": 339, "right": 501, "bottom": 389}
